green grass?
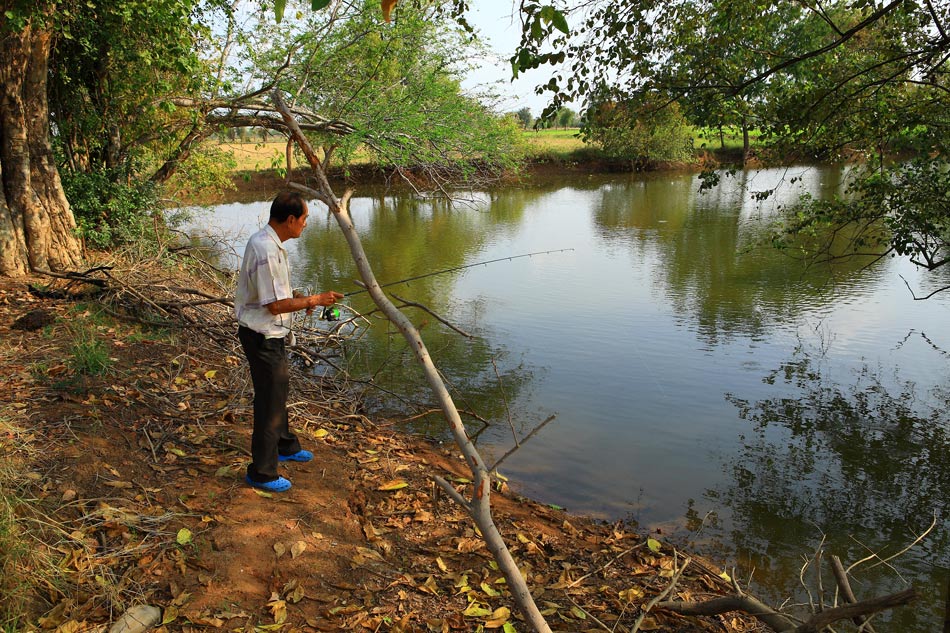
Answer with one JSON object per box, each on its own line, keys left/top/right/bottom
{"left": 64, "top": 310, "right": 112, "bottom": 377}
{"left": 210, "top": 124, "right": 765, "bottom": 173}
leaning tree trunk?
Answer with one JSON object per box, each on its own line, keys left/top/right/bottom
{"left": 0, "top": 16, "right": 83, "bottom": 276}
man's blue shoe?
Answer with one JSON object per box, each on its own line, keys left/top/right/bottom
{"left": 245, "top": 474, "right": 292, "bottom": 492}
{"left": 278, "top": 449, "right": 313, "bottom": 463}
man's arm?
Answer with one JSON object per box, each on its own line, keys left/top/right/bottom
{"left": 265, "top": 291, "right": 344, "bottom": 316}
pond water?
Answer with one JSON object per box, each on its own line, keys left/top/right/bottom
{"left": 187, "top": 166, "right": 950, "bottom": 630}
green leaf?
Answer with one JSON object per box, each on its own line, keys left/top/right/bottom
{"left": 531, "top": 18, "right": 543, "bottom": 40}
{"left": 550, "top": 10, "right": 569, "bottom": 35}
{"left": 647, "top": 538, "right": 662, "bottom": 553}
{"left": 176, "top": 528, "right": 193, "bottom": 545}
{"left": 503, "top": 622, "right": 518, "bottom": 633}
{"left": 311, "top": 0, "right": 331, "bottom": 9}
{"left": 274, "top": 0, "right": 286, "bottom": 23}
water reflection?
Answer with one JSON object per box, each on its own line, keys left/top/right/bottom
{"left": 590, "top": 170, "right": 883, "bottom": 346}
{"left": 186, "top": 165, "right": 950, "bottom": 631}
{"left": 721, "top": 346, "right": 950, "bottom": 630}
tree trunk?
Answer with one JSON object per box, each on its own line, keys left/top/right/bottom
{"left": 0, "top": 16, "right": 83, "bottom": 276}
{"left": 742, "top": 119, "right": 750, "bottom": 161}
{"left": 151, "top": 122, "right": 206, "bottom": 184}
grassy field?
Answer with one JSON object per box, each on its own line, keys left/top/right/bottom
{"left": 209, "top": 126, "right": 755, "bottom": 173}
{"left": 209, "top": 128, "right": 589, "bottom": 172}
{"left": 213, "top": 140, "right": 298, "bottom": 172}
{"left": 521, "top": 127, "right": 586, "bottom": 153}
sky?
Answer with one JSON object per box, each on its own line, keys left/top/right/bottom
{"left": 459, "top": 2, "right": 566, "bottom": 117}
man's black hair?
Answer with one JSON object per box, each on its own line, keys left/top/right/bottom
{"left": 270, "top": 191, "right": 307, "bottom": 223}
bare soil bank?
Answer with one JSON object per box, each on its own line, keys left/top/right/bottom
{"left": 0, "top": 267, "right": 764, "bottom": 633}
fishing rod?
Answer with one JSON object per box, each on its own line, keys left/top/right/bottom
{"left": 320, "top": 247, "right": 574, "bottom": 320}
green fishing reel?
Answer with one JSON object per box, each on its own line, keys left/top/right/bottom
{"left": 321, "top": 305, "right": 342, "bottom": 321}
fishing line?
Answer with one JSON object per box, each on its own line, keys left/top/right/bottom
{"left": 320, "top": 248, "right": 574, "bottom": 320}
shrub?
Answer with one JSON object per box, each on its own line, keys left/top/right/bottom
{"left": 583, "top": 96, "right": 695, "bottom": 167}
{"left": 61, "top": 168, "right": 159, "bottom": 249}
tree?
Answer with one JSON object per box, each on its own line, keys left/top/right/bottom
{"left": 0, "top": 6, "right": 83, "bottom": 275}
{"left": 582, "top": 90, "right": 693, "bottom": 167}
{"left": 237, "top": 0, "right": 520, "bottom": 188}
{"left": 555, "top": 105, "right": 576, "bottom": 128}
{"left": 513, "top": 0, "right": 950, "bottom": 278}
{"left": 514, "top": 106, "right": 533, "bottom": 128}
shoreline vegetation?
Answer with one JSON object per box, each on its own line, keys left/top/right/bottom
{"left": 180, "top": 128, "right": 751, "bottom": 206}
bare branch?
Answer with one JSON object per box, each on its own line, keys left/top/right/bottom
{"left": 831, "top": 555, "right": 878, "bottom": 632}
{"left": 272, "top": 88, "right": 554, "bottom": 633}
{"left": 657, "top": 594, "right": 797, "bottom": 631}
{"left": 390, "top": 292, "right": 473, "bottom": 337}
{"left": 631, "top": 555, "right": 690, "bottom": 633}
{"left": 899, "top": 275, "right": 950, "bottom": 300}
{"left": 489, "top": 414, "right": 557, "bottom": 472}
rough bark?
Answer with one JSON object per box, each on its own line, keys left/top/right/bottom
{"left": 0, "top": 14, "right": 83, "bottom": 276}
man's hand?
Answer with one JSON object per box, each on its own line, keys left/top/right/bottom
{"left": 306, "top": 291, "right": 344, "bottom": 314}
{"left": 277, "top": 290, "right": 345, "bottom": 316}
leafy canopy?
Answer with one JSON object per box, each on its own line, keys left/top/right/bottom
{"left": 239, "top": 0, "right": 522, "bottom": 182}
{"left": 513, "top": 0, "right": 950, "bottom": 276}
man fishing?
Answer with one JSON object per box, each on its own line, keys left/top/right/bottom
{"left": 234, "top": 191, "right": 343, "bottom": 492}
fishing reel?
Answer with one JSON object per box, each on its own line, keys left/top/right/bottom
{"left": 321, "top": 305, "right": 342, "bottom": 321}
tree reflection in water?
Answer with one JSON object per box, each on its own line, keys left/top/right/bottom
{"left": 722, "top": 340, "right": 949, "bottom": 632}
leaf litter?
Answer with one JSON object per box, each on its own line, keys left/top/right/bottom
{"left": 0, "top": 267, "right": 765, "bottom": 632}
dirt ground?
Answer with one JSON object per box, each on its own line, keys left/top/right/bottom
{"left": 0, "top": 272, "right": 765, "bottom": 633}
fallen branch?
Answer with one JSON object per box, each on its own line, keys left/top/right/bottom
{"left": 657, "top": 587, "right": 917, "bottom": 632}
{"left": 631, "top": 555, "right": 690, "bottom": 633}
{"left": 657, "top": 594, "right": 799, "bottom": 632}
{"left": 831, "top": 554, "right": 877, "bottom": 632}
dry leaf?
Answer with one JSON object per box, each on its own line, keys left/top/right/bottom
{"left": 462, "top": 603, "right": 491, "bottom": 618}
{"left": 484, "top": 606, "right": 510, "bottom": 628}
{"left": 420, "top": 576, "right": 440, "bottom": 595}
{"left": 291, "top": 540, "right": 307, "bottom": 559}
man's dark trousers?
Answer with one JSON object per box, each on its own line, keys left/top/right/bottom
{"left": 238, "top": 326, "right": 302, "bottom": 481}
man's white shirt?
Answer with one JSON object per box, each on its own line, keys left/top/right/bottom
{"left": 235, "top": 224, "right": 293, "bottom": 338}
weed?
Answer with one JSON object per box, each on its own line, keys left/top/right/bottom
{"left": 67, "top": 327, "right": 112, "bottom": 377}
{"left": 66, "top": 302, "right": 109, "bottom": 327}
